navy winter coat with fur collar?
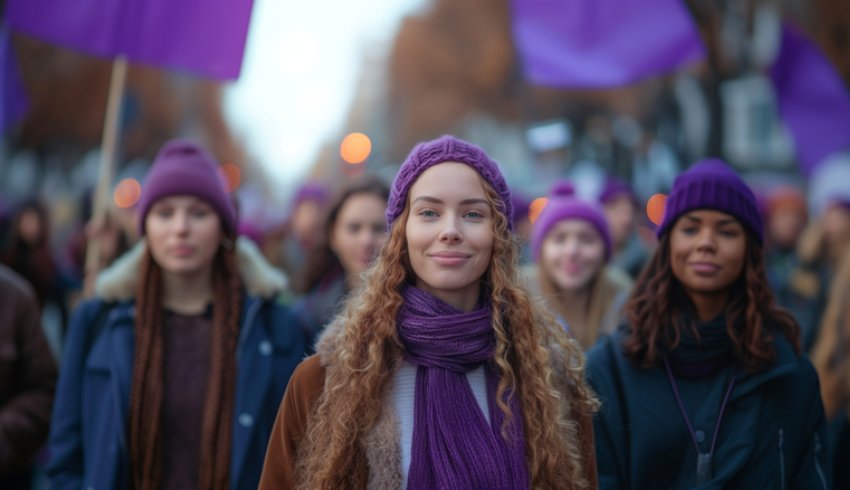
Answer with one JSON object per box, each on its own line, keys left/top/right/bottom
{"left": 46, "top": 239, "right": 306, "bottom": 490}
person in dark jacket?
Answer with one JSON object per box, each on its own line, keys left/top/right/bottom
{"left": 290, "top": 174, "right": 389, "bottom": 343}
{"left": 587, "top": 159, "right": 831, "bottom": 489}
{"left": 0, "top": 264, "right": 57, "bottom": 489}
{"left": 47, "top": 139, "right": 305, "bottom": 490}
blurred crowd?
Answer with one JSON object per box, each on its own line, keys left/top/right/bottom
{"left": 1, "top": 132, "right": 850, "bottom": 487}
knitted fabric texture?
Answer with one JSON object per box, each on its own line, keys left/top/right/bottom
{"left": 386, "top": 135, "right": 513, "bottom": 230}
{"left": 531, "top": 181, "right": 612, "bottom": 261}
{"left": 657, "top": 159, "right": 764, "bottom": 244}
{"left": 137, "top": 139, "right": 236, "bottom": 236}
{"left": 397, "top": 285, "right": 529, "bottom": 489}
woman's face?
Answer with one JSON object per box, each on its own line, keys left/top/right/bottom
{"left": 669, "top": 209, "right": 746, "bottom": 299}
{"left": 603, "top": 195, "right": 636, "bottom": 249}
{"left": 145, "top": 196, "right": 223, "bottom": 277}
{"left": 291, "top": 199, "right": 323, "bottom": 248}
{"left": 540, "top": 219, "right": 606, "bottom": 292}
{"left": 18, "top": 209, "right": 43, "bottom": 245}
{"left": 821, "top": 203, "right": 850, "bottom": 262}
{"left": 329, "top": 192, "right": 387, "bottom": 276}
{"left": 405, "top": 163, "right": 494, "bottom": 311}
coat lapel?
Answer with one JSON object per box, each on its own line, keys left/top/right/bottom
{"left": 230, "top": 297, "right": 270, "bottom": 486}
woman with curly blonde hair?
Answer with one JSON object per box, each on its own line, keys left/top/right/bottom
{"left": 260, "top": 135, "right": 598, "bottom": 489}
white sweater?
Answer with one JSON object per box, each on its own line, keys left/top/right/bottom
{"left": 391, "top": 361, "right": 490, "bottom": 485}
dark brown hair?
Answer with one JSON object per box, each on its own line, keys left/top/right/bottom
{"left": 128, "top": 245, "right": 242, "bottom": 490}
{"left": 295, "top": 174, "right": 389, "bottom": 294}
{"left": 623, "top": 231, "right": 800, "bottom": 372}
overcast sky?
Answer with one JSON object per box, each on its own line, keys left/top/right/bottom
{"left": 225, "top": 0, "right": 426, "bottom": 188}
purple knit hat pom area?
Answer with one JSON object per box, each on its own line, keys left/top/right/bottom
{"left": 550, "top": 180, "right": 576, "bottom": 198}
{"left": 386, "top": 135, "right": 513, "bottom": 229}
{"left": 657, "top": 158, "right": 764, "bottom": 244}
{"left": 137, "top": 138, "right": 236, "bottom": 236}
{"left": 531, "top": 180, "right": 612, "bottom": 261}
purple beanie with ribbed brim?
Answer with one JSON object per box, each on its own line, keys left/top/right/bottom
{"left": 656, "top": 158, "right": 763, "bottom": 244}
{"left": 137, "top": 139, "right": 236, "bottom": 236}
{"left": 531, "top": 181, "right": 612, "bottom": 261}
{"left": 386, "top": 135, "right": 513, "bottom": 229}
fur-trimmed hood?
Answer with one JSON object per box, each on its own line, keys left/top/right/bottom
{"left": 94, "top": 236, "right": 289, "bottom": 301}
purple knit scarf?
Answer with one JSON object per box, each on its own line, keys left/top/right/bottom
{"left": 397, "top": 285, "right": 529, "bottom": 489}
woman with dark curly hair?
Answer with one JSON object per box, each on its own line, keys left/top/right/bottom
{"left": 260, "top": 135, "right": 598, "bottom": 489}
{"left": 290, "top": 175, "right": 389, "bottom": 343}
{"left": 587, "top": 159, "right": 830, "bottom": 489}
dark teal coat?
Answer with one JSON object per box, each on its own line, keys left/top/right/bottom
{"left": 587, "top": 330, "right": 831, "bottom": 489}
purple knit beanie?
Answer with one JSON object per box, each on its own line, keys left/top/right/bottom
{"left": 137, "top": 139, "right": 236, "bottom": 236}
{"left": 598, "top": 177, "right": 636, "bottom": 205}
{"left": 293, "top": 181, "right": 329, "bottom": 208}
{"left": 531, "top": 181, "right": 612, "bottom": 261}
{"left": 657, "top": 158, "right": 763, "bottom": 243}
{"left": 386, "top": 135, "right": 513, "bottom": 229}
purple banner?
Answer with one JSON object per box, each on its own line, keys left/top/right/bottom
{"left": 511, "top": 0, "right": 704, "bottom": 88}
{"left": 1, "top": 27, "right": 28, "bottom": 134}
{"left": 770, "top": 23, "right": 850, "bottom": 177}
{"left": 5, "top": 0, "right": 254, "bottom": 80}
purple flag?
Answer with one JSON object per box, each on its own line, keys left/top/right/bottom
{"left": 770, "top": 23, "right": 850, "bottom": 177}
{"left": 4, "top": 0, "right": 254, "bottom": 80}
{"left": 511, "top": 0, "right": 704, "bottom": 88}
{"left": 1, "top": 27, "right": 29, "bottom": 134}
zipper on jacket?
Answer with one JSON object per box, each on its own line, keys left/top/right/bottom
{"left": 814, "top": 433, "right": 828, "bottom": 490}
{"left": 778, "top": 428, "right": 785, "bottom": 490}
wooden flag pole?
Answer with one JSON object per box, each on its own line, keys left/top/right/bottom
{"left": 83, "top": 55, "right": 128, "bottom": 296}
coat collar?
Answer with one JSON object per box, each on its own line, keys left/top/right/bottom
{"left": 605, "top": 328, "right": 803, "bottom": 398}
{"left": 94, "top": 236, "right": 288, "bottom": 302}
{"left": 730, "top": 332, "right": 800, "bottom": 400}
{"left": 84, "top": 290, "right": 275, "bottom": 489}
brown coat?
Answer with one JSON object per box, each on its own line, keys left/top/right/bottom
{"left": 0, "top": 264, "right": 57, "bottom": 474}
{"left": 259, "top": 328, "right": 598, "bottom": 489}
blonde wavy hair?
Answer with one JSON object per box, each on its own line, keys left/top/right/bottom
{"left": 294, "top": 176, "right": 599, "bottom": 489}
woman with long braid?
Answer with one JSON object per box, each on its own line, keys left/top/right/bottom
{"left": 259, "top": 135, "right": 598, "bottom": 489}
{"left": 47, "top": 139, "right": 306, "bottom": 490}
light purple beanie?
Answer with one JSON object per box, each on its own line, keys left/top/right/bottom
{"left": 137, "top": 139, "right": 236, "bottom": 236}
{"left": 386, "top": 135, "right": 513, "bottom": 229}
{"left": 531, "top": 180, "right": 613, "bottom": 261}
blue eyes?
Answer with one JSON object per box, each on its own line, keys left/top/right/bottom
{"left": 417, "top": 209, "right": 485, "bottom": 219}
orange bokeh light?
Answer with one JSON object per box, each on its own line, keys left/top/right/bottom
{"left": 219, "top": 163, "right": 241, "bottom": 193}
{"left": 340, "top": 132, "right": 372, "bottom": 164}
{"left": 114, "top": 178, "right": 142, "bottom": 209}
{"left": 528, "top": 197, "right": 549, "bottom": 224}
{"left": 646, "top": 193, "right": 668, "bottom": 226}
